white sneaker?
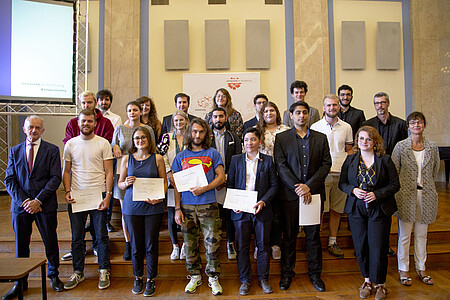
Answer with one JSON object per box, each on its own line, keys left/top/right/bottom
{"left": 227, "top": 242, "right": 237, "bottom": 260}
{"left": 180, "top": 243, "right": 186, "bottom": 260}
{"left": 185, "top": 275, "right": 202, "bottom": 294}
{"left": 208, "top": 276, "right": 223, "bottom": 296}
{"left": 170, "top": 246, "right": 180, "bottom": 260}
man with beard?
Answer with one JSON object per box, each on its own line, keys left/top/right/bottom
{"left": 97, "top": 89, "right": 122, "bottom": 129}
{"left": 161, "top": 93, "right": 197, "bottom": 137}
{"left": 274, "top": 101, "right": 331, "bottom": 292}
{"left": 172, "top": 118, "right": 225, "bottom": 296}
{"left": 363, "top": 92, "right": 408, "bottom": 156}
{"left": 311, "top": 94, "right": 353, "bottom": 259}
{"left": 210, "top": 107, "right": 242, "bottom": 260}
{"left": 62, "top": 109, "right": 113, "bottom": 290}
{"left": 243, "top": 94, "right": 268, "bottom": 130}
{"left": 282, "top": 81, "right": 321, "bottom": 128}
{"left": 337, "top": 85, "right": 365, "bottom": 136}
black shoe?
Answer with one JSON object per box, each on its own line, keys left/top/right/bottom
{"left": 279, "top": 276, "right": 292, "bottom": 290}
{"left": 388, "top": 247, "right": 397, "bottom": 257}
{"left": 143, "top": 279, "right": 156, "bottom": 297}
{"left": 132, "top": 278, "right": 143, "bottom": 295}
{"left": 239, "top": 282, "right": 250, "bottom": 296}
{"left": 50, "top": 277, "right": 64, "bottom": 292}
{"left": 2, "top": 282, "right": 28, "bottom": 300}
{"left": 123, "top": 242, "right": 132, "bottom": 261}
{"left": 259, "top": 280, "right": 273, "bottom": 294}
{"left": 310, "top": 276, "right": 325, "bottom": 292}
{"left": 106, "top": 222, "right": 115, "bottom": 233}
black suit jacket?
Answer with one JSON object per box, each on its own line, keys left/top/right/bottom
{"left": 338, "top": 106, "right": 366, "bottom": 136}
{"left": 274, "top": 128, "right": 331, "bottom": 203}
{"left": 227, "top": 153, "right": 278, "bottom": 222}
{"left": 161, "top": 113, "right": 197, "bottom": 138}
{"left": 210, "top": 130, "right": 242, "bottom": 173}
{"left": 4, "top": 140, "right": 62, "bottom": 214}
{"left": 362, "top": 114, "right": 407, "bottom": 155}
{"left": 339, "top": 152, "right": 399, "bottom": 216}
{"left": 243, "top": 116, "right": 258, "bottom": 131}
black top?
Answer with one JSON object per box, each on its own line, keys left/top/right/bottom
{"left": 338, "top": 106, "right": 366, "bottom": 136}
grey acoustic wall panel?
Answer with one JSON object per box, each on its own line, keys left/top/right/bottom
{"left": 341, "top": 21, "right": 366, "bottom": 70}
{"left": 246, "top": 20, "right": 270, "bottom": 69}
{"left": 164, "top": 20, "right": 189, "bottom": 70}
{"left": 376, "top": 22, "right": 401, "bottom": 70}
{"left": 205, "top": 20, "right": 230, "bottom": 70}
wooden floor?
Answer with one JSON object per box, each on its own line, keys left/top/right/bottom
{"left": 0, "top": 183, "right": 449, "bottom": 299}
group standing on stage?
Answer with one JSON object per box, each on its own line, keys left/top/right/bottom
{"left": 3, "top": 81, "right": 440, "bottom": 299}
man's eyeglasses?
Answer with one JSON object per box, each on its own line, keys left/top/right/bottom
{"left": 374, "top": 101, "right": 388, "bottom": 106}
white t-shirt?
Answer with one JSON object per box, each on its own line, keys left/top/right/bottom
{"left": 63, "top": 135, "right": 113, "bottom": 192}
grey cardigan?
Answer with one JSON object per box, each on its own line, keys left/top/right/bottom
{"left": 391, "top": 137, "right": 440, "bottom": 224}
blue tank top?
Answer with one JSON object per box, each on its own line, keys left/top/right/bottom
{"left": 122, "top": 153, "right": 165, "bottom": 215}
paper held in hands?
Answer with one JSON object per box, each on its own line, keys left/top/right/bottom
{"left": 132, "top": 178, "right": 165, "bottom": 201}
{"left": 71, "top": 189, "right": 103, "bottom": 213}
{"left": 299, "top": 194, "right": 321, "bottom": 226}
{"left": 172, "top": 164, "right": 208, "bottom": 192}
{"left": 223, "top": 188, "right": 258, "bottom": 214}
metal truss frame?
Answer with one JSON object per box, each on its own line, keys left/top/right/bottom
{"left": 0, "top": 0, "right": 88, "bottom": 190}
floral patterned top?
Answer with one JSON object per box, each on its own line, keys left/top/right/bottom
{"left": 205, "top": 109, "right": 244, "bottom": 139}
{"left": 260, "top": 124, "right": 290, "bottom": 156}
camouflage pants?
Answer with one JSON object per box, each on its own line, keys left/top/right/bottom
{"left": 181, "top": 203, "right": 222, "bottom": 277}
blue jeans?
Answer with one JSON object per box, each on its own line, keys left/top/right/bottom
{"left": 68, "top": 205, "right": 110, "bottom": 272}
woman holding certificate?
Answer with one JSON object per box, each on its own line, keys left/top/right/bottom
{"left": 158, "top": 110, "right": 189, "bottom": 260}
{"left": 112, "top": 101, "right": 155, "bottom": 261}
{"left": 339, "top": 126, "right": 399, "bottom": 300}
{"left": 118, "top": 126, "right": 168, "bottom": 296}
{"left": 226, "top": 127, "right": 278, "bottom": 296}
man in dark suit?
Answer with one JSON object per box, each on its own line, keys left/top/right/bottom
{"left": 362, "top": 92, "right": 407, "bottom": 155}
{"left": 4, "top": 116, "right": 64, "bottom": 299}
{"left": 243, "top": 94, "right": 268, "bottom": 130}
{"left": 337, "top": 84, "right": 366, "bottom": 136}
{"left": 274, "top": 101, "right": 331, "bottom": 292}
{"left": 210, "top": 107, "right": 242, "bottom": 260}
{"left": 161, "top": 93, "right": 197, "bottom": 138}
{"left": 227, "top": 127, "right": 278, "bottom": 295}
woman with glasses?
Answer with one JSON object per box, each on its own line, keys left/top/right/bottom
{"left": 339, "top": 126, "right": 399, "bottom": 299}
{"left": 392, "top": 112, "right": 440, "bottom": 286}
{"left": 112, "top": 101, "right": 155, "bottom": 261}
{"left": 118, "top": 126, "right": 168, "bottom": 296}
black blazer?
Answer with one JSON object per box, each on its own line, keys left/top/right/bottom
{"left": 227, "top": 153, "right": 278, "bottom": 221}
{"left": 339, "top": 152, "right": 399, "bottom": 216}
{"left": 210, "top": 130, "right": 242, "bottom": 173}
{"left": 161, "top": 113, "right": 197, "bottom": 139}
{"left": 274, "top": 128, "right": 331, "bottom": 203}
{"left": 243, "top": 116, "right": 258, "bottom": 131}
{"left": 338, "top": 106, "right": 366, "bottom": 136}
{"left": 362, "top": 114, "right": 407, "bottom": 155}
{"left": 4, "top": 140, "right": 62, "bottom": 214}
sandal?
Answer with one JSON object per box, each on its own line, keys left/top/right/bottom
{"left": 417, "top": 270, "right": 434, "bottom": 285}
{"left": 399, "top": 271, "right": 412, "bottom": 286}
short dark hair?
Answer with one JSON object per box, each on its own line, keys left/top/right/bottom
{"left": 243, "top": 126, "right": 262, "bottom": 141}
{"left": 129, "top": 126, "right": 157, "bottom": 155}
{"left": 407, "top": 111, "right": 427, "bottom": 127}
{"left": 79, "top": 108, "right": 96, "bottom": 119}
{"left": 290, "top": 81, "right": 308, "bottom": 94}
{"left": 253, "top": 94, "right": 268, "bottom": 105}
{"left": 211, "top": 107, "right": 227, "bottom": 117}
{"left": 373, "top": 92, "right": 390, "bottom": 102}
{"left": 184, "top": 118, "right": 211, "bottom": 150}
{"left": 96, "top": 89, "right": 113, "bottom": 102}
{"left": 289, "top": 101, "right": 310, "bottom": 114}
{"left": 337, "top": 84, "right": 353, "bottom": 96}
{"left": 174, "top": 93, "right": 190, "bottom": 105}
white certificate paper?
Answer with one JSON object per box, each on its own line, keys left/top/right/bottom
{"left": 116, "top": 157, "right": 123, "bottom": 175}
{"left": 215, "top": 187, "right": 226, "bottom": 205}
{"left": 71, "top": 189, "right": 103, "bottom": 213}
{"left": 299, "top": 194, "right": 321, "bottom": 226}
{"left": 133, "top": 178, "right": 165, "bottom": 201}
{"left": 166, "top": 189, "right": 175, "bottom": 207}
{"left": 173, "top": 164, "right": 208, "bottom": 192}
{"left": 331, "top": 152, "right": 347, "bottom": 173}
{"left": 224, "top": 188, "right": 258, "bottom": 214}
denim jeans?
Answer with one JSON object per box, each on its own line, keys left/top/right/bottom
{"left": 68, "top": 204, "right": 110, "bottom": 272}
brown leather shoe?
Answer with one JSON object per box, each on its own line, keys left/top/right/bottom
{"left": 375, "top": 285, "right": 387, "bottom": 300}
{"left": 359, "top": 281, "right": 372, "bottom": 299}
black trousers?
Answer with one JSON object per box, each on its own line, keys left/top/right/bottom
{"left": 12, "top": 211, "right": 60, "bottom": 278}
{"left": 124, "top": 213, "right": 163, "bottom": 279}
{"left": 348, "top": 199, "right": 391, "bottom": 284}
{"left": 281, "top": 200, "right": 322, "bottom": 278}
{"left": 218, "top": 203, "right": 235, "bottom": 243}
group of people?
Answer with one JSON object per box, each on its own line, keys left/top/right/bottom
{"left": 3, "top": 81, "right": 440, "bottom": 300}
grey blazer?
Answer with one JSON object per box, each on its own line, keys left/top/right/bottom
{"left": 391, "top": 137, "right": 440, "bottom": 224}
